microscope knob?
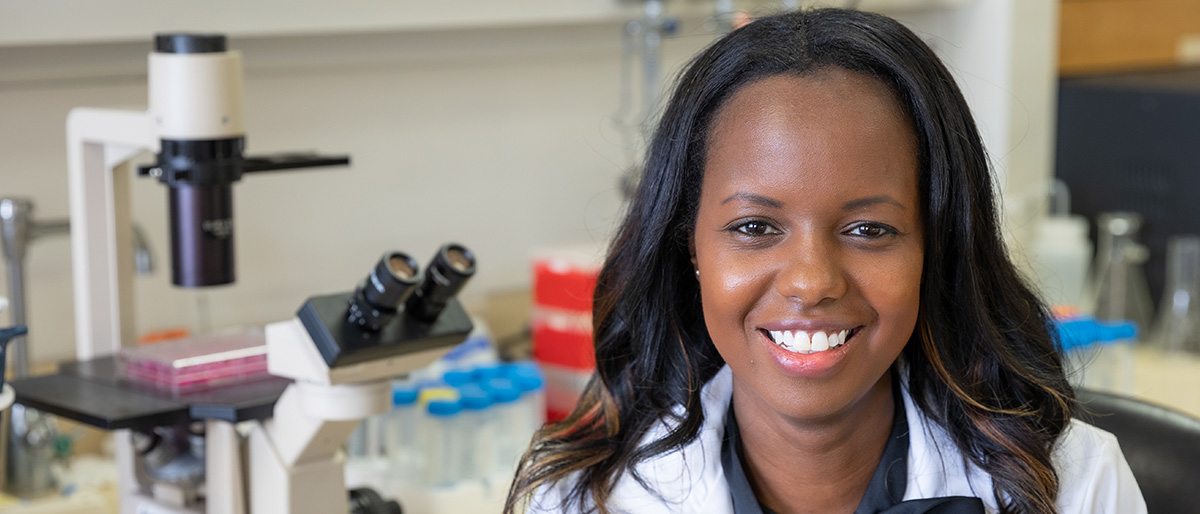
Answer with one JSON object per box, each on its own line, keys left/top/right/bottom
{"left": 347, "top": 487, "right": 402, "bottom": 514}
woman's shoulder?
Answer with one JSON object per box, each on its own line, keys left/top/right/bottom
{"left": 526, "top": 367, "right": 737, "bottom": 514}
{"left": 1050, "top": 419, "right": 1147, "bottom": 513}
{"left": 901, "top": 385, "right": 1147, "bottom": 513}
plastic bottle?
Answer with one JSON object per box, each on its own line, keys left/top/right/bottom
{"left": 1027, "top": 180, "right": 1091, "bottom": 310}
{"left": 384, "top": 384, "right": 420, "bottom": 481}
{"left": 482, "top": 377, "right": 523, "bottom": 476}
{"left": 504, "top": 362, "right": 547, "bottom": 439}
{"left": 1030, "top": 215, "right": 1092, "bottom": 308}
{"left": 421, "top": 399, "right": 466, "bottom": 486}
{"left": 457, "top": 384, "right": 495, "bottom": 481}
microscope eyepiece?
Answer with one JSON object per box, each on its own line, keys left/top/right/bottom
{"left": 406, "top": 244, "right": 476, "bottom": 322}
{"left": 347, "top": 252, "right": 421, "bottom": 332}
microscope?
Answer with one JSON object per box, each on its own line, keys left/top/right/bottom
{"left": 11, "top": 33, "right": 476, "bottom": 514}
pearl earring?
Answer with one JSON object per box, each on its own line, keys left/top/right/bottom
{"left": 695, "top": 269, "right": 700, "bottom": 278}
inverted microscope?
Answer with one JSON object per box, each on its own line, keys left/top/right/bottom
{"left": 10, "top": 33, "right": 474, "bottom": 514}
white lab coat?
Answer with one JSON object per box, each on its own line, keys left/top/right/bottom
{"left": 528, "top": 366, "right": 1147, "bottom": 514}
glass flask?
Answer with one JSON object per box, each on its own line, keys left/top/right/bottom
{"left": 1151, "top": 235, "right": 1200, "bottom": 353}
{"left": 1089, "top": 212, "right": 1155, "bottom": 332}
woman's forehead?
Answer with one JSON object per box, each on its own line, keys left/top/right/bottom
{"left": 701, "top": 70, "right": 919, "bottom": 203}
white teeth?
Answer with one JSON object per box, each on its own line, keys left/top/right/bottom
{"left": 793, "top": 330, "right": 811, "bottom": 352}
{"left": 767, "top": 329, "right": 852, "bottom": 354}
{"left": 831, "top": 329, "right": 848, "bottom": 347}
{"left": 811, "top": 331, "right": 829, "bottom": 351}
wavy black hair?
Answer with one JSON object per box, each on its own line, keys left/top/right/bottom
{"left": 506, "top": 8, "right": 1073, "bottom": 514}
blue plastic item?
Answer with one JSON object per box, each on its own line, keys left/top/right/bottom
{"left": 442, "top": 370, "right": 474, "bottom": 388}
{"left": 1054, "top": 317, "right": 1138, "bottom": 352}
{"left": 392, "top": 385, "right": 418, "bottom": 406}
{"left": 427, "top": 399, "right": 463, "bottom": 417}
{"left": 483, "top": 378, "right": 520, "bottom": 404}
{"left": 473, "top": 365, "right": 505, "bottom": 382}
{"left": 458, "top": 384, "right": 493, "bottom": 410}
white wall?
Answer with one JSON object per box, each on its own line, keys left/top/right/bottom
{"left": 0, "top": 0, "right": 1056, "bottom": 366}
{"left": 895, "top": 0, "right": 1060, "bottom": 251}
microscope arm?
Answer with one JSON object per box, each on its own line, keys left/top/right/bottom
{"left": 66, "top": 108, "right": 157, "bottom": 361}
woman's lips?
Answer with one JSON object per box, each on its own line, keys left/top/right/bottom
{"left": 757, "top": 326, "right": 864, "bottom": 378}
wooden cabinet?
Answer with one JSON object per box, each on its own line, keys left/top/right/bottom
{"left": 1060, "top": 0, "right": 1200, "bottom": 75}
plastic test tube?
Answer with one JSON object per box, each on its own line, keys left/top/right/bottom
{"left": 384, "top": 384, "right": 420, "bottom": 480}
{"left": 483, "top": 377, "right": 523, "bottom": 476}
{"left": 421, "top": 398, "right": 466, "bottom": 486}
{"left": 457, "top": 384, "right": 495, "bottom": 481}
{"left": 504, "top": 362, "right": 547, "bottom": 438}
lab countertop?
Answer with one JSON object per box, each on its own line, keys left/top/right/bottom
{"left": 1127, "top": 345, "right": 1200, "bottom": 418}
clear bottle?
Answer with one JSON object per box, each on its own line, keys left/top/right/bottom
{"left": 1151, "top": 235, "right": 1200, "bottom": 354}
{"left": 420, "top": 399, "right": 466, "bottom": 487}
{"left": 456, "top": 384, "right": 495, "bottom": 482}
{"left": 482, "top": 378, "right": 523, "bottom": 477}
{"left": 384, "top": 384, "right": 420, "bottom": 481}
{"left": 504, "top": 362, "right": 547, "bottom": 441}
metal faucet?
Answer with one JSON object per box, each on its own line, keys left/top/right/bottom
{"left": 0, "top": 196, "right": 155, "bottom": 497}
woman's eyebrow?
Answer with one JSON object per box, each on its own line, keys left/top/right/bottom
{"left": 721, "top": 192, "right": 782, "bottom": 208}
{"left": 842, "top": 195, "right": 905, "bottom": 212}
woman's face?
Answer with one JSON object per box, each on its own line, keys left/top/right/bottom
{"left": 691, "top": 69, "right": 923, "bottom": 422}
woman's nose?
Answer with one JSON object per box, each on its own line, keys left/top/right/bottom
{"left": 775, "top": 235, "right": 847, "bottom": 307}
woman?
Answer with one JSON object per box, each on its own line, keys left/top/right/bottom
{"left": 506, "top": 8, "right": 1145, "bottom": 514}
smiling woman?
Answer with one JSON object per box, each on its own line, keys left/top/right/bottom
{"left": 505, "top": 8, "right": 1146, "bottom": 514}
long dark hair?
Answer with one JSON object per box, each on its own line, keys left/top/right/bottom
{"left": 506, "top": 8, "right": 1074, "bottom": 514}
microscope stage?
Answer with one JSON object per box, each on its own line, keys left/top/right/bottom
{"left": 11, "top": 356, "right": 289, "bottom": 430}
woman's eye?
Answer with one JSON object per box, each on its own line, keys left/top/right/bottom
{"left": 847, "top": 223, "right": 895, "bottom": 238}
{"left": 732, "top": 220, "right": 778, "bottom": 236}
